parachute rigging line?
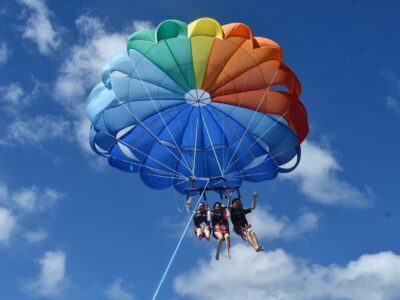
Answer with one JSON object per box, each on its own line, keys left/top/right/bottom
{"left": 225, "top": 110, "right": 291, "bottom": 175}
{"left": 96, "top": 127, "right": 188, "bottom": 179}
{"left": 112, "top": 97, "right": 194, "bottom": 176}
{"left": 152, "top": 179, "right": 211, "bottom": 300}
{"left": 223, "top": 69, "right": 279, "bottom": 174}
{"left": 127, "top": 58, "right": 193, "bottom": 173}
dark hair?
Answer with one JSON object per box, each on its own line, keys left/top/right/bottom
{"left": 213, "top": 202, "right": 222, "bottom": 209}
{"left": 232, "top": 198, "right": 241, "bottom": 205}
{"left": 197, "top": 201, "right": 205, "bottom": 207}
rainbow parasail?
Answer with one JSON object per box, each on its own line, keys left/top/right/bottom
{"left": 87, "top": 17, "right": 309, "bottom": 193}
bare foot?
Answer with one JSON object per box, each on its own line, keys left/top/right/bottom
{"left": 256, "top": 246, "right": 264, "bottom": 252}
{"left": 226, "top": 253, "right": 231, "bottom": 259}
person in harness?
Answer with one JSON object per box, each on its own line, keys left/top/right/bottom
{"left": 186, "top": 197, "right": 211, "bottom": 241}
{"left": 211, "top": 201, "right": 231, "bottom": 260}
{"left": 228, "top": 191, "right": 264, "bottom": 252}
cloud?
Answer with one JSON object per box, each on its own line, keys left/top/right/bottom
{"left": 385, "top": 96, "right": 400, "bottom": 114}
{"left": 0, "top": 79, "right": 46, "bottom": 117}
{"left": 0, "top": 42, "right": 11, "bottom": 64}
{"left": 0, "top": 181, "right": 63, "bottom": 245}
{"left": 174, "top": 245, "right": 400, "bottom": 300}
{"left": 381, "top": 70, "right": 400, "bottom": 115}
{"left": 0, "top": 207, "right": 17, "bottom": 245}
{"left": 250, "top": 207, "right": 319, "bottom": 241}
{"left": 11, "top": 186, "right": 63, "bottom": 213}
{"left": 105, "top": 278, "right": 136, "bottom": 300}
{"left": 282, "top": 140, "right": 372, "bottom": 207}
{"left": 54, "top": 16, "right": 154, "bottom": 156}
{"left": 25, "top": 229, "right": 48, "bottom": 243}
{"left": 0, "top": 83, "right": 24, "bottom": 107}
{"left": 131, "top": 20, "right": 154, "bottom": 31}
{"left": 19, "top": 0, "right": 60, "bottom": 55}
{"left": 0, "top": 182, "right": 8, "bottom": 203}
{"left": 24, "top": 250, "right": 67, "bottom": 298}
{"left": 0, "top": 115, "right": 73, "bottom": 147}
{"left": 54, "top": 16, "right": 128, "bottom": 115}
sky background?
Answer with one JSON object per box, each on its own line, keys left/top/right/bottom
{"left": 0, "top": 0, "right": 400, "bottom": 299}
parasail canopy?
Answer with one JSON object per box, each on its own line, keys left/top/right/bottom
{"left": 87, "top": 17, "right": 309, "bottom": 194}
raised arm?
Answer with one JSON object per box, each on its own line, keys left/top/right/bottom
{"left": 186, "top": 196, "right": 193, "bottom": 215}
{"left": 225, "top": 190, "right": 233, "bottom": 209}
{"left": 252, "top": 191, "right": 258, "bottom": 210}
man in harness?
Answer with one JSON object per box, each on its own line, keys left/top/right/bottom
{"left": 228, "top": 191, "right": 264, "bottom": 252}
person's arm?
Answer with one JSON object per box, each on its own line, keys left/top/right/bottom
{"left": 186, "top": 196, "right": 193, "bottom": 215}
{"left": 225, "top": 190, "right": 233, "bottom": 209}
{"left": 252, "top": 191, "right": 258, "bottom": 210}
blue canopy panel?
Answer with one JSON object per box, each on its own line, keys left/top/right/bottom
{"left": 209, "top": 103, "right": 299, "bottom": 166}
{"left": 205, "top": 105, "right": 279, "bottom": 183}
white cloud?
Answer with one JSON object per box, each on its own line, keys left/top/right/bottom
{"left": 0, "top": 42, "right": 11, "bottom": 64}
{"left": 19, "top": 0, "right": 60, "bottom": 55}
{"left": 282, "top": 140, "right": 372, "bottom": 207}
{"left": 174, "top": 245, "right": 400, "bottom": 300}
{"left": 0, "top": 207, "right": 17, "bottom": 245}
{"left": 74, "top": 116, "right": 92, "bottom": 153}
{"left": 0, "top": 182, "right": 8, "bottom": 204}
{"left": 54, "top": 16, "right": 127, "bottom": 115}
{"left": 131, "top": 20, "right": 154, "bottom": 31}
{"left": 0, "top": 80, "right": 46, "bottom": 117}
{"left": 0, "top": 181, "right": 63, "bottom": 213}
{"left": 1, "top": 115, "right": 73, "bottom": 147}
{"left": 25, "top": 250, "right": 67, "bottom": 298}
{"left": 105, "top": 278, "right": 136, "bottom": 300}
{"left": 25, "top": 229, "right": 48, "bottom": 243}
{"left": 0, "top": 181, "right": 63, "bottom": 247}
{"left": 250, "top": 207, "right": 319, "bottom": 241}
{"left": 12, "top": 186, "right": 63, "bottom": 213}
{"left": 381, "top": 70, "right": 400, "bottom": 115}
{"left": 385, "top": 96, "right": 400, "bottom": 114}
{"left": 0, "top": 83, "right": 24, "bottom": 106}
{"left": 54, "top": 16, "right": 154, "bottom": 156}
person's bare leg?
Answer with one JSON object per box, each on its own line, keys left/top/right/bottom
{"left": 224, "top": 233, "right": 231, "bottom": 258}
{"left": 244, "top": 231, "right": 258, "bottom": 249}
{"left": 204, "top": 228, "right": 211, "bottom": 241}
{"left": 196, "top": 228, "right": 204, "bottom": 240}
{"left": 214, "top": 232, "right": 224, "bottom": 260}
{"left": 250, "top": 231, "right": 263, "bottom": 251}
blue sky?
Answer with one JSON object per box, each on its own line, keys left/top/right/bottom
{"left": 0, "top": 0, "right": 400, "bottom": 299}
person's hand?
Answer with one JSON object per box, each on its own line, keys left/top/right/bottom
{"left": 253, "top": 191, "right": 258, "bottom": 198}
{"left": 186, "top": 196, "right": 193, "bottom": 205}
{"left": 224, "top": 190, "right": 233, "bottom": 199}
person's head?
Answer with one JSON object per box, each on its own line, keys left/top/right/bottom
{"left": 197, "top": 201, "right": 206, "bottom": 211}
{"left": 213, "top": 201, "right": 222, "bottom": 211}
{"left": 232, "top": 198, "right": 242, "bottom": 208}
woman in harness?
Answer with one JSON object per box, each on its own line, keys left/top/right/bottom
{"left": 186, "top": 197, "right": 211, "bottom": 241}
{"left": 211, "top": 201, "right": 231, "bottom": 260}
{"left": 228, "top": 191, "right": 264, "bottom": 252}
